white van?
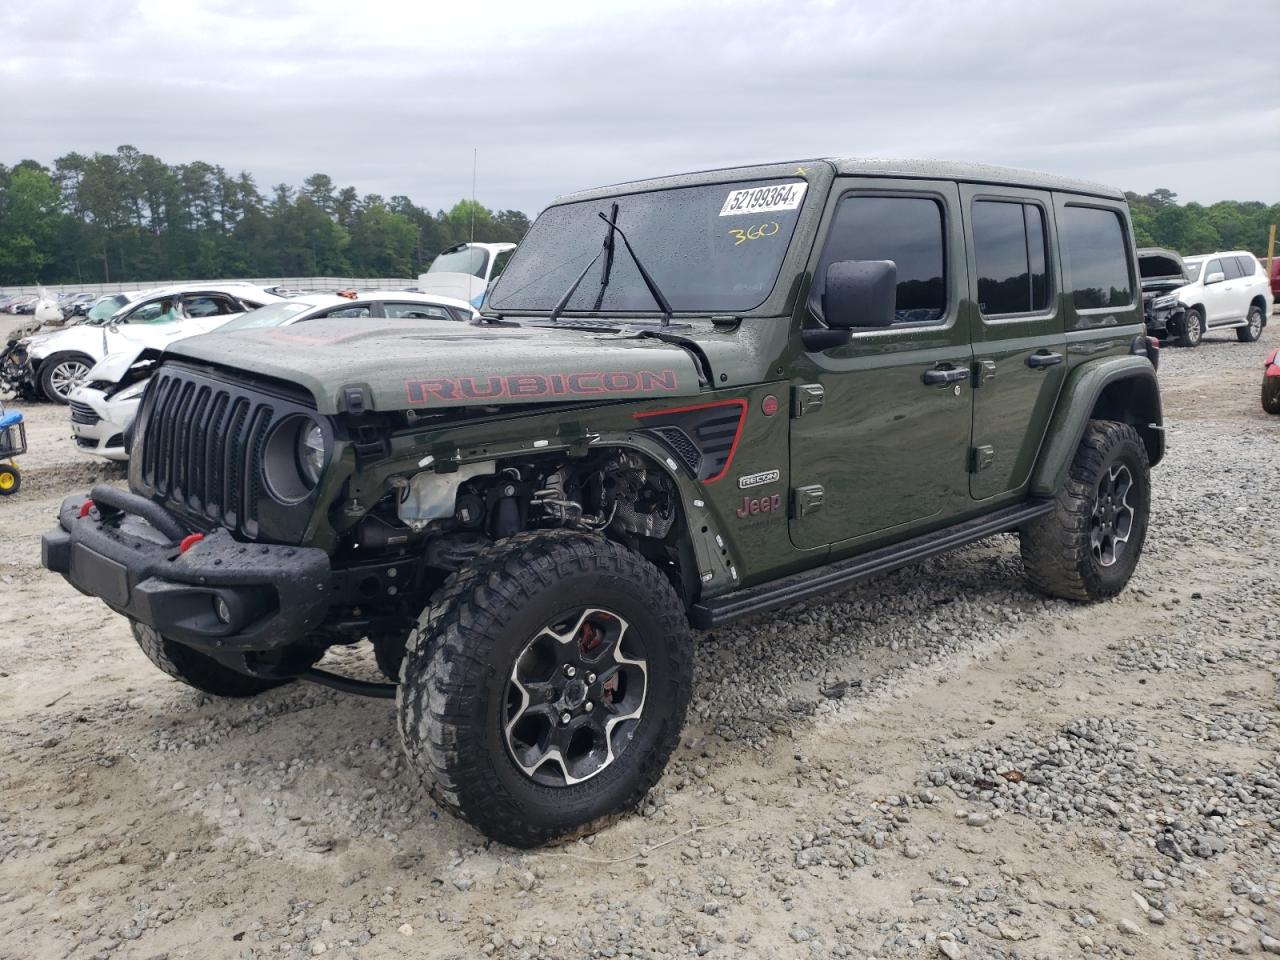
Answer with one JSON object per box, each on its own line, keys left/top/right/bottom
{"left": 416, "top": 242, "right": 516, "bottom": 308}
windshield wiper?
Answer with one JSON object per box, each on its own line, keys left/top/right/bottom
{"left": 591, "top": 203, "right": 619, "bottom": 312}
{"left": 594, "top": 211, "right": 673, "bottom": 327}
{"left": 546, "top": 206, "right": 675, "bottom": 327}
{"left": 547, "top": 207, "right": 617, "bottom": 324}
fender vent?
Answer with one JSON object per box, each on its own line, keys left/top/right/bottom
{"left": 634, "top": 399, "right": 747, "bottom": 483}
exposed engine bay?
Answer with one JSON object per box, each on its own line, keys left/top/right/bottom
{"left": 326, "top": 449, "right": 684, "bottom": 656}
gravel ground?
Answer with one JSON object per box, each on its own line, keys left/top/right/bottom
{"left": 1, "top": 330, "right": 1277, "bottom": 960}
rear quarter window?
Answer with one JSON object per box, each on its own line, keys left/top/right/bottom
{"left": 1061, "top": 206, "right": 1133, "bottom": 310}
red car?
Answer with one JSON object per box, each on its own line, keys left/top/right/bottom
{"left": 1264, "top": 347, "right": 1280, "bottom": 414}
{"left": 1269, "top": 257, "right": 1280, "bottom": 301}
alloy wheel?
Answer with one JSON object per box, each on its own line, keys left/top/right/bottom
{"left": 1090, "top": 464, "right": 1134, "bottom": 568}
{"left": 49, "top": 360, "right": 90, "bottom": 400}
{"left": 1247, "top": 308, "right": 1263, "bottom": 339}
{"left": 504, "top": 607, "right": 648, "bottom": 786}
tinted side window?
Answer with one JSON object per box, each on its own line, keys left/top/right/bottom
{"left": 1235, "top": 256, "right": 1256, "bottom": 276}
{"left": 1222, "top": 257, "right": 1244, "bottom": 280}
{"left": 972, "top": 200, "right": 1051, "bottom": 315}
{"left": 383, "top": 302, "right": 455, "bottom": 321}
{"left": 812, "top": 195, "right": 946, "bottom": 324}
{"left": 1205, "top": 259, "right": 1223, "bottom": 281}
{"left": 490, "top": 249, "right": 513, "bottom": 280}
{"left": 184, "top": 296, "right": 235, "bottom": 318}
{"left": 318, "top": 305, "right": 372, "bottom": 319}
{"left": 1062, "top": 206, "right": 1132, "bottom": 309}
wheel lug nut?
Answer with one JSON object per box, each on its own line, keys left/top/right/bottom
{"left": 561, "top": 711, "right": 572, "bottom": 725}
{"left": 586, "top": 672, "right": 596, "bottom": 684}
{"left": 584, "top": 702, "right": 594, "bottom": 713}
{"left": 563, "top": 665, "right": 576, "bottom": 678}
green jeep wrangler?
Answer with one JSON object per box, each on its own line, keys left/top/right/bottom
{"left": 43, "top": 159, "right": 1163, "bottom": 846}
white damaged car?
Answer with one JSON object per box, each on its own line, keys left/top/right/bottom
{"left": 69, "top": 290, "right": 479, "bottom": 461}
{"left": 24, "top": 283, "right": 283, "bottom": 402}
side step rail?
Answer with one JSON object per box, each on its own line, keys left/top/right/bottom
{"left": 689, "top": 499, "right": 1054, "bottom": 629}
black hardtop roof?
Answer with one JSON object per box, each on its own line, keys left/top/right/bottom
{"left": 553, "top": 158, "right": 1124, "bottom": 205}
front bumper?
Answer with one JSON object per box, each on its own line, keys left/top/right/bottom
{"left": 42, "top": 487, "right": 331, "bottom": 660}
{"left": 69, "top": 388, "right": 136, "bottom": 461}
{"left": 1143, "top": 301, "right": 1185, "bottom": 336}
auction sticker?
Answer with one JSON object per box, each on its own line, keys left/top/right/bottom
{"left": 719, "top": 182, "right": 807, "bottom": 217}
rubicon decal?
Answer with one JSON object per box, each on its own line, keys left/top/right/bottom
{"left": 405, "top": 369, "right": 681, "bottom": 404}
{"left": 738, "top": 469, "right": 780, "bottom": 490}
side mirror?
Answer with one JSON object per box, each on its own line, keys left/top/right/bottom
{"left": 823, "top": 260, "right": 897, "bottom": 329}
{"left": 1204, "top": 271, "right": 1225, "bottom": 285}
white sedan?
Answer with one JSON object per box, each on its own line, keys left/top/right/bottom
{"left": 69, "top": 290, "right": 479, "bottom": 461}
{"left": 24, "top": 283, "right": 283, "bottom": 402}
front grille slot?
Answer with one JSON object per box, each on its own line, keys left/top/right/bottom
{"left": 136, "top": 365, "right": 315, "bottom": 539}
{"left": 69, "top": 400, "right": 101, "bottom": 425}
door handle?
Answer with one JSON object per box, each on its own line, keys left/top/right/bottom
{"left": 922, "top": 366, "right": 970, "bottom": 386}
{"left": 1026, "top": 351, "right": 1064, "bottom": 370}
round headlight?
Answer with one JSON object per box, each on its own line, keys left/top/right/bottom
{"left": 298, "top": 421, "right": 325, "bottom": 485}
{"left": 263, "top": 416, "right": 326, "bottom": 503}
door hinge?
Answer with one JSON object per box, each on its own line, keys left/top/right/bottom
{"left": 970, "top": 445, "right": 995, "bottom": 473}
{"left": 973, "top": 360, "right": 996, "bottom": 386}
{"left": 792, "top": 384, "right": 824, "bottom": 418}
{"left": 792, "top": 484, "right": 824, "bottom": 518}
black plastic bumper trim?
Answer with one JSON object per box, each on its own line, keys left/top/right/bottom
{"left": 689, "top": 499, "right": 1055, "bottom": 629}
{"left": 43, "top": 494, "right": 332, "bottom": 654}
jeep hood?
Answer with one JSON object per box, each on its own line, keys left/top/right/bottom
{"left": 165, "top": 318, "right": 704, "bottom": 414}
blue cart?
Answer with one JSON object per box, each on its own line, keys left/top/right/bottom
{"left": 0, "top": 404, "right": 26, "bottom": 495}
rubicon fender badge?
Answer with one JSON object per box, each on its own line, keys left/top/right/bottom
{"left": 738, "top": 469, "right": 780, "bottom": 490}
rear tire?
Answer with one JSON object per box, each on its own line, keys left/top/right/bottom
{"left": 1020, "top": 420, "right": 1151, "bottom": 602}
{"left": 0, "top": 464, "right": 18, "bottom": 495}
{"left": 39, "top": 352, "right": 94, "bottom": 404}
{"left": 131, "top": 622, "right": 291, "bottom": 697}
{"left": 1263, "top": 375, "right": 1280, "bottom": 415}
{"left": 1237, "top": 304, "right": 1265, "bottom": 342}
{"left": 1178, "top": 308, "right": 1203, "bottom": 348}
{"left": 397, "top": 530, "right": 693, "bottom": 847}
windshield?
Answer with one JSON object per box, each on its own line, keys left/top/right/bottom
{"left": 1182, "top": 260, "right": 1203, "bottom": 282}
{"left": 489, "top": 179, "right": 807, "bottom": 314}
{"left": 217, "top": 300, "right": 315, "bottom": 331}
{"left": 429, "top": 246, "right": 489, "bottom": 279}
{"left": 86, "top": 295, "right": 128, "bottom": 324}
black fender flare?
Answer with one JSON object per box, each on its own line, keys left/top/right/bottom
{"left": 1030, "top": 356, "right": 1163, "bottom": 497}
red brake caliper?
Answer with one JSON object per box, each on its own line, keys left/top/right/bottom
{"left": 579, "top": 620, "right": 620, "bottom": 703}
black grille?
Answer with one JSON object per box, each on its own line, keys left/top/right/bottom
{"left": 135, "top": 365, "right": 315, "bottom": 539}
{"left": 649, "top": 426, "right": 701, "bottom": 473}
{"left": 69, "top": 400, "right": 100, "bottom": 425}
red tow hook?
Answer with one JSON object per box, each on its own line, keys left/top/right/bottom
{"left": 78, "top": 499, "right": 93, "bottom": 518}
{"left": 178, "top": 533, "right": 204, "bottom": 554}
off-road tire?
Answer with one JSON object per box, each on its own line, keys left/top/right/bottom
{"left": 396, "top": 530, "right": 693, "bottom": 847}
{"left": 1019, "top": 420, "right": 1151, "bottom": 602}
{"left": 39, "top": 352, "right": 94, "bottom": 404}
{"left": 1237, "top": 304, "right": 1265, "bottom": 342}
{"left": 131, "top": 622, "right": 291, "bottom": 697}
{"left": 1178, "top": 308, "right": 1204, "bottom": 348}
{"left": 1263, "top": 375, "right": 1280, "bottom": 415}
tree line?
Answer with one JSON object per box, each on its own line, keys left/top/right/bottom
{"left": 1125, "top": 188, "right": 1277, "bottom": 259}
{"left": 0, "top": 147, "right": 1276, "bottom": 288}
{"left": 0, "top": 145, "right": 531, "bottom": 286}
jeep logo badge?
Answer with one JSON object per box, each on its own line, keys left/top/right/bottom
{"left": 738, "top": 469, "right": 780, "bottom": 490}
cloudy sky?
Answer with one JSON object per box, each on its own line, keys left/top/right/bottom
{"left": 3, "top": 0, "right": 1278, "bottom": 215}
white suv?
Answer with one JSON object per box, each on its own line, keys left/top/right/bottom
{"left": 1169, "top": 251, "right": 1272, "bottom": 347}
